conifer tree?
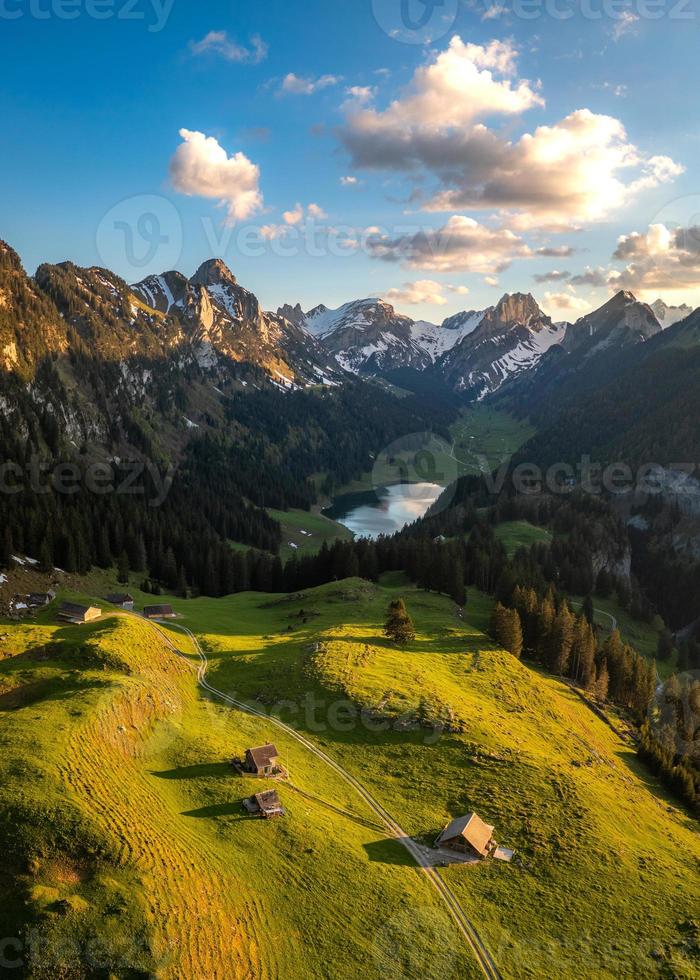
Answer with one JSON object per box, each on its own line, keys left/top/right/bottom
{"left": 384, "top": 598, "right": 416, "bottom": 646}
{"left": 548, "top": 604, "right": 575, "bottom": 675}
{"left": 490, "top": 603, "right": 523, "bottom": 659}
{"left": 117, "top": 550, "right": 130, "bottom": 585}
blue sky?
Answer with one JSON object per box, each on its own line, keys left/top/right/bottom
{"left": 2, "top": 0, "right": 699, "bottom": 321}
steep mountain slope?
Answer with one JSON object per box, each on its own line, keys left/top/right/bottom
{"left": 297, "top": 298, "right": 434, "bottom": 373}
{"left": 132, "top": 259, "right": 341, "bottom": 386}
{"left": 438, "top": 293, "right": 566, "bottom": 399}
{"left": 563, "top": 291, "right": 661, "bottom": 357}
{"left": 0, "top": 241, "right": 69, "bottom": 376}
{"left": 290, "top": 293, "right": 565, "bottom": 393}
{"left": 651, "top": 298, "right": 694, "bottom": 328}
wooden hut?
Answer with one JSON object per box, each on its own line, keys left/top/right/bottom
{"left": 57, "top": 602, "right": 102, "bottom": 625}
{"left": 244, "top": 789, "right": 285, "bottom": 819}
{"left": 244, "top": 744, "right": 280, "bottom": 777}
{"left": 104, "top": 593, "right": 135, "bottom": 611}
{"left": 143, "top": 604, "right": 176, "bottom": 619}
{"left": 436, "top": 813, "right": 495, "bottom": 858}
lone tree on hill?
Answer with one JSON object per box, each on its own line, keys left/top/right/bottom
{"left": 385, "top": 598, "right": 416, "bottom": 646}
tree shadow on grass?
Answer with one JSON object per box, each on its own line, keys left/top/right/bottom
{"left": 181, "top": 802, "right": 249, "bottom": 820}
{"left": 363, "top": 838, "right": 418, "bottom": 867}
{"left": 151, "top": 762, "right": 233, "bottom": 781}
{"left": 0, "top": 675, "right": 110, "bottom": 711}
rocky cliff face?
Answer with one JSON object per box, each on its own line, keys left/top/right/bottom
{"left": 0, "top": 240, "right": 344, "bottom": 460}
{"left": 301, "top": 298, "right": 434, "bottom": 373}
{"left": 651, "top": 298, "right": 694, "bottom": 328}
{"left": 131, "top": 259, "right": 342, "bottom": 386}
{"left": 438, "top": 293, "right": 566, "bottom": 399}
{"left": 563, "top": 291, "right": 661, "bottom": 356}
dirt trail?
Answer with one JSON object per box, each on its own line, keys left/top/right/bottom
{"left": 153, "top": 618, "right": 503, "bottom": 980}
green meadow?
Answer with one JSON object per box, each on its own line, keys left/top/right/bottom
{"left": 1, "top": 578, "right": 697, "bottom": 978}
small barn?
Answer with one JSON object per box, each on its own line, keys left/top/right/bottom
{"left": 58, "top": 602, "right": 102, "bottom": 625}
{"left": 244, "top": 744, "right": 280, "bottom": 777}
{"left": 143, "top": 604, "right": 176, "bottom": 619}
{"left": 28, "top": 591, "right": 55, "bottom": 608}
{"left": 105, "top": 593, "right": 134, "bottom": 611}
{"left": 244, "top": 789, "right": 285, "bottom": 819}
{"left": 436, "top": 813, "right": 496, "bottom": 859}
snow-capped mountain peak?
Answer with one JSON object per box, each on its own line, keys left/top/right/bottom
{"left": 651, "top": 298, "right": 694, "bottom": 328}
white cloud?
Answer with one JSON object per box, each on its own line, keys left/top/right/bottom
{"left": 340, "top": 175, "right": 359, "bottom": 186}
{"left": 344, "top": 85, "right": 376, "bottom": 107}
{"left": 612, "top": 10, "right": 640, "bottom": 41}
{"left": 342, "top": 38, "right": 540, "bottom": 165}
{"left": 338, "top": 35, "right": 683, "bottom": 231}
{"left": 260, "top": 224, "right": 288, "bottom": 241}
{"left": 384, "top": 279, "right": 451, "bottom": 306}
{"left": 426, "top": 109, "right": 682, "bottom": 229}
{"left": 535, "top": 265, "right": 614, "bottom": 288}
{"left": 283, "top": 202, "right": 328, "bottom": 225}
{"left": 281, "top": 73, "right": 340, "bottom": 95}
{"left": 542, "top": 289, "right": 592, "bottom": 316}
{"left": 536, "top": 245, "right": 576, "bottom": 258}
{"left": 481, "top": 2, "right": 509, "bottom": 20}
{"left": 170, "top": 129, "right": 263, "bottom": 223}
{"left": 307, "top": 203, "right": 328, "bottom": 220}
{"left": 190, "top": 31, "right": 268, "bottom": 64}
{"left": 366, "top": 215, "right": 532, "bottom": 273}
{"left": 484, "top": 276, "right": 499, "bottom": 287}
{"left": 283, "top": 203, "right": 305, "bottom": 226}
{"left": 534, "top": 269, "right": 571, "bottom": 283}
{"left": 610, "top": 222, "right": 700, "bottom": 296}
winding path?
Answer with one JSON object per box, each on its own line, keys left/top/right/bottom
{"left": 147, "top": 617, "right": 503, "bottom": 980}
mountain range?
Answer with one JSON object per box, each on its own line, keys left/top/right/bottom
{"left": 279, "top": 289, "right": 694, "bottom": 400}
{"left": 2, "top": 234, "right": 698, "bottom": 457}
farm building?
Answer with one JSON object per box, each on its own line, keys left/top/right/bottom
{"left": 57, "top": 602, "right": 102, "bottom": 625}
{"left": 436, "top": 813, "right": 496, "bottom": 859}
{"left": 244, "top": 789, "right": 285, "bottom": 819}
{"left": 104, "top": 593, "right": 134, "bottom": 611}
{"left": 244, "top": 744, "right": 280, "bottom": 777}
{"left": 28, "top": 592, "right": 55, "bottom": 608}
{"left": 143, "top": 604, "right": 176, "bottom": 619}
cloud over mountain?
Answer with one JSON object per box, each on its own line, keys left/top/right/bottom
{"left": 338, "top": 35, "right": 683, "bottom": 231}
{"left": 365, "top": 215, "right": 532, "bottom": 273}
{"left": 170, "top": 129, "right": 263, "bottom": 223}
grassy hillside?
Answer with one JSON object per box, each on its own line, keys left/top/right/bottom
{"left": 493, "top": 520, "right": 553, "bottom": 557}
{"left": 178, "top": 581, "right": 700, "bottom": 979}
{"left": 2, "top": 580, "right": 698, "bottom": 978}
{"left": 0, "top": 603, "right": 477, "bottom": 979}
{"left": 267, "top": 507, "right": 355, "bottom": 560}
